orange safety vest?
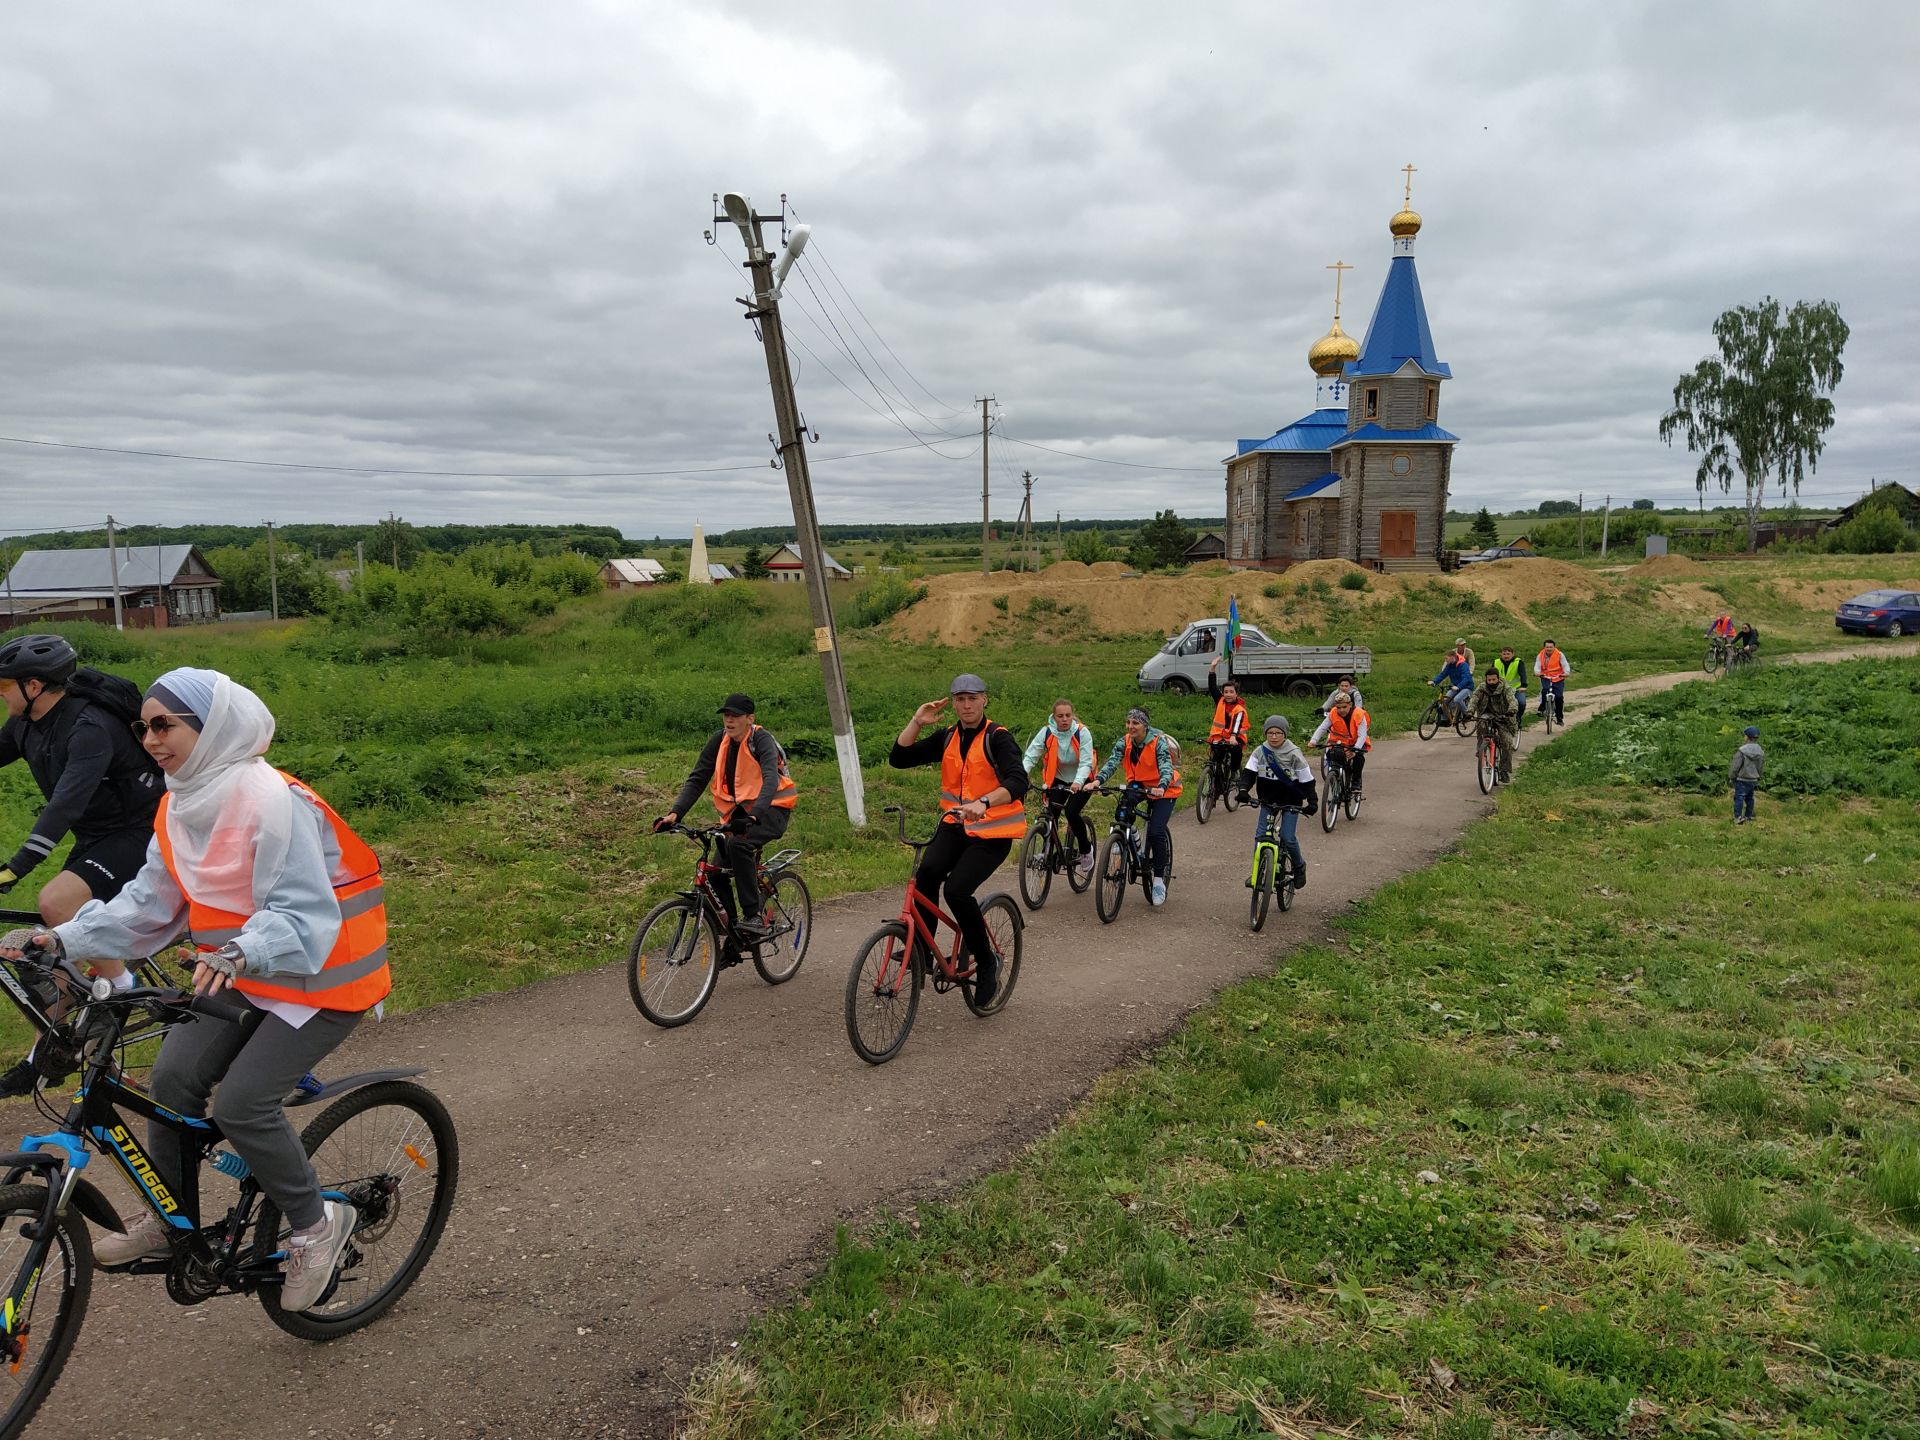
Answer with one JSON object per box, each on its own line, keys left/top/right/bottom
{"left": 1040, "top": 728, "right": 1084, "bottom": 788}
{"left": 1537, "top": 646, "right": 1567, "bottom": 681}
{"left": 1325, "top": 706, "right": 1371, "bottom": 752}
{"left": 1122, "top": 733, "right": 1183, "bottom": 799}
{"left": 1208, "top": 698, "right": 1248, "bottom": 744}
{"left": 710, "top": 724, "right": 798, "bottom": 821}
{"left": 154, "top": 770, "right": 390, "bottom": 1013}
{"left": 940, "top": 723, "right": 1027, "bottom": 840}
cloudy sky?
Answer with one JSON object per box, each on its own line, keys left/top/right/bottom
{"left": 3, "top": 0, "right": 1915, "bottom": 539}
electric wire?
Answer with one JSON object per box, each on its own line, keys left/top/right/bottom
{"left": 788, "top": 261, "right": 972, "bottom": 443}
{"left": 993, "top": 429, "right": 1220, "bottom": 474}
{"left": 789, "top": 253, "right": 967, "bottom": 432}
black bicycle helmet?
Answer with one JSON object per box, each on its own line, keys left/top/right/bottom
{"left": 0, "top": 633, "right": 79, "bottom": 685}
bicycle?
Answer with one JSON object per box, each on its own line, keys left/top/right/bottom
{"left": 844, "top": 807, "right": 1024, "bottom": 1066}
{"left": 1316, "top": 747, "right": 1362, "bottom": 832}
{"left": 1704, "top": 635, "right": 1730, "bottom": 673}
{"left": 1418, "top": 687, "right": 1474, "bottom": 741}
{"left": 1017, "top": 785, "right": 1093, "bottom": 911}
{"left": 1246, "top": 805, "right": 1302, "bottom": 932}
{"left": 1191, "top": 742, "right": 1243, "bottom": 825}
{"left": 1536, "top": 680, "right": 1560, "bottom": 735}
{"left": 0, "top": 944, "right": 458, "bottom": 1438}
{"left": 1091, "top": 784, "right": 1176, "bottom": 924}
{"left": 1474, "top": 717, "right": 1513, "bottom": 794}
{"left": 629, "top": 823, "right": 811, "bottom": 1028}
{"left": 1724, "top": 644, "right": 1757, "bottom": 675}
{"left": 0, "top": 908, "right": 173, "bottom": 1090}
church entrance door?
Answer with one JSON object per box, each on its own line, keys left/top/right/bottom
{"left": 1380, "top": 510, "right": 1417, "bottom": 558}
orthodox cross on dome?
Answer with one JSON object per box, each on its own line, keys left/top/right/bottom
{"left": 1326, "top": 260, "right": 1352, "bottom": 323}
{"left": 1401, "top": 163, "right": 1417, "bottom": 208}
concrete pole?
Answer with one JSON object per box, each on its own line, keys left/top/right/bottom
{"left": 106, "top": 515, "right": 125, "bottom": 631}
{"left": 979, "top": 397, "right": 994, "bottom": 575}
{"left": 733, "top": 203, "right": 866, "bottom": 826}
{"left": 265, "top": 519, "right": 280, "bottom": 620}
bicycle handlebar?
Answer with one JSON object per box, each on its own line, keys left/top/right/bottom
{"left": 883, "top": 803, "right": 970, "bottom": 850}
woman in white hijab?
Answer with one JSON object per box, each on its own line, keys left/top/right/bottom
{"left": 33, "top": 668, "right": 389, "bottom": 1313}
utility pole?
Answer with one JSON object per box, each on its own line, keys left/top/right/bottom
{"left": 1018, "top": 471, "right": 1036, "bottom": 572}
{"left": 979, "top": 397, "right": 994, "bottom": 574}
{"left": 1578, "top": 492, "right": 1585, "bottom": 555}
{"left": 356, "top": 540, "right": 366, "bottom": 585}
{"left": 264, "top": 519, "right": 280, "bottom": 620}
{"left": 387, "top": 512, "right": 399, "bottom": 569}
{"left": 714, "top": 192, "right": 865, "bottom": 826}
{"left": 105, "top": 514, "right": 125, "bottom": 631}
{"left": 1599, "top": 495, "right": 1611, "bottom": 558}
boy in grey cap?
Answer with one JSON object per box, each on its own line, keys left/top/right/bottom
{"left": 1730, "top": 725, "right": 1763, "bottom": 824}
{"left": 1234, "top": 715, "right": 1316, "bottom": 890}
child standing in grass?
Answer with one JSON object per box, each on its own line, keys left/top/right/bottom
{"left": 1730, "top": 725, "right": 1764, "bottom": 824}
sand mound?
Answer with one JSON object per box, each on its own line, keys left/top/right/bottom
{"left": 1284, "top": 559, "right": 1371, "bottom": 586}
{"left": 1452, "top": 557, "right": 1607, "bottom": 612}
{"left": 894, "top": 565, "right": 1238, "bottom": 647}
{"left": 1633, "top": 554, "right": 1704, "bottom": 576}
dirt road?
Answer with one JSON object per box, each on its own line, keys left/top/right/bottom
{"left": 15, "top": 644, "right": 1905, "bottom": 1439}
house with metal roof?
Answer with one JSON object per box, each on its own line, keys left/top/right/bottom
{"left": 1, "top": 544, "right": 222, "bottom": 628}
{"left": 598, "top": 557, "right": 668, "bottom": 589}
{"left": 1225, "top": 171, "right": 1459, "bottom": 572}
{"left": 764, "top": 542, "right": 851, "bottom": 583}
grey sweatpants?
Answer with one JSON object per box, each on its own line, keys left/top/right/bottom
{"left": 148, "top": 1004, "right": 362, "bottom": 1231}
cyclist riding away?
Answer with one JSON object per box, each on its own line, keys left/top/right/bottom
{"left": 1319, "top": 675, "right": 1365, "bottom": 715}
{"left": 1534, "top": 639, "right": 1571, "bottom": 725}
{"left": 1234, "top": 715, "right": 1316, "bottom": 891}
{"left": 1023, "top": 699, "right": 1096, "bottom": 883}
{"left": 656, "top": 692, "right": 798, "bottom": 963}
{"left": 891, "top": 674, "right": 1029, "bottom": 1008}
{"left": 1307, "top": 690, "right": 1370, "bottom": 800}
{"left": 0, "top": 633, "right": 164, "bottom": 1097}
{"left": 1468, "top": 668, "right": 1518, "bottom": 783}
{"left": 1208, "top": 680, "right": 1249, "bottom": 787}
{"left": 11, "top": 667, "right": 390, "bottom": 1311}
{"left": 1429, "top": 646, "right": 1473, "bottom": 723}
{"left": 1094, "top": 707, "right": 1181, "bottom": 907}
{"left": 1490, "top": 645, "right": 1528, "bottom": 727}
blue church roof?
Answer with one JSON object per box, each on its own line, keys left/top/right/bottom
{"left": 1234, "top": 408, "right": 1348, "bottom": 456}
{"left": 1330, "top": 422, "right": 1460, "bottom": 447}
{"left": 1283, "top": 473, "right": 1341, "bottom": 500}
{"left": 1344, "top": 255, "right": 1450, "bottom": 379}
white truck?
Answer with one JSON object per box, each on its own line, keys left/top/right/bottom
{"left": 1135, "top": 618, "right": 1371, "bottom": 700}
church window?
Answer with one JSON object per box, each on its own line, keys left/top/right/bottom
{"left": 1364, "top": 388, "right": 1379, "bottom": 419}
{"left": 1391, "top": 453, "right": 1412, "bottom": 476}
{"left": 1425, "top": 387, "right": 1436, "bottom": 421}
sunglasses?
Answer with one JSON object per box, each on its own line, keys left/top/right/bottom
{"left": 131, "top": 714, "right": 191, "bottom": 739}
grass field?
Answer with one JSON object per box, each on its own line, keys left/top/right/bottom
{"left": 1, "top": 557, "right": 1908, "bottom": 1040}
{"left": 682, "top": 660, "right": 1920, "bottom": 1438}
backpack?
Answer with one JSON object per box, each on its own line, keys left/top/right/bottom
{"left": 65, "top": 667, "right": 144, "bottom": 727}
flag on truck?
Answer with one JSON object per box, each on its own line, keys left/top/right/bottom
{"left": 1227, "top": 595, "right": 1241, "bottom": 651}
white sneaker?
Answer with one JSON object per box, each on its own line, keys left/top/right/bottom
{"left": 279, "top": 1200, "right": 354, "bottom": 1312}
{"left": 1074, "top": 854, "right": 1094, "bottom": 882}
{"left": 1150, "top": 877, "right": 1167, "bottom": 906}
{"left": 93, "top": 1209, "right": 172, "bottom": 1267}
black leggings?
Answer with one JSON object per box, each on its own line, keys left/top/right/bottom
{"left": 914, "top": 822, "right": 1011, "bottom": 972}
{"left": 1048, "top": 785, "right": 1094, "bottom": 852}
{"left": 718, "top": 809, "right": 791, "bottom": 925}
{"left": 1329, "top": 746, "right": 1366, "bottom": 789}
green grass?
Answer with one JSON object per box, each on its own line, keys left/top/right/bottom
{"left": 678, "top": 674, "right": 1920, "bottom": 1438}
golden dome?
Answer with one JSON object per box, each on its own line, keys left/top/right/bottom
{"left": 1308, "top": 318, "right": 1360, "bottom": 376}
{"left": 1390, "top": 207, "right": 1422, "bottom": 238}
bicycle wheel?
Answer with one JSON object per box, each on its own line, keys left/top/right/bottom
{"left": 754, "top": 872, "right": 812, "bottom": 985}
{"left": 1017, "top": 822, "right": 1053, "bottom": 912}
{"left": 1539, "top": 696, "right": 1556, "bottom": 735}
{"left": 1194, "top": 768, "right": 1214, "bottom": 824}
{"left": 964, "top": 894, "right": 1023, "bottom": 1017}
{"left": 1320, "top": 771, "right": 1340, "bottom": 833}
{"left": 0, "top": 1183, "right": 91, "bottom": 1440}
{"left": 1477, "top": 736, "right": 1494, "bottom": 794}
{"left": 1277, "top": 850, "right": 1296, "bottom": 911}
{"left": 1704, "top": 644, "right": 1721, "bottom": 674}
{"left": 1249, "top": 847, "right": 1273, "bottom": 932}
{"left": 258, "top": 1080, "right": 459, "bottom": 1341}
{"left": 1064, "top": 829, "right": 1093, "bottom": 894}
{"left": 627, "top": 897, "right": 720, "bottom": 1027}
{"left": 845, "top": 921, "right": 921, "bottom": 1065}
{"left": 1093, "top": 834, "right": 1128, "bottom": 924}
{"left": 1453, "top": 706, "right": 1473, "bottom": 738}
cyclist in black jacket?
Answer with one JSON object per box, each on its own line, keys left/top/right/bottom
{"left": 0, "top": 634, "right": 162, "bottom": 1095}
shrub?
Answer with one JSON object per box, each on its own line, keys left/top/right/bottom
{"left": 846, "top": 574, "right": 928, "bottom": 628}
{"left": 616, "top": 583, "right": 768, "bottom": 639}
{"left": 1262, "top": 581, "right": 1286, "bottom": 599}
{"left": 1337, "top": 571, "right": 1370, "bottom": 592}
{"left": 991, "top": 595, "right": 1009, "bottom": 613}
{"left": 1063, "top": 530, "right": 1112, "bottom": 565}
{"left": 1826, "top": 500, "right": 1915, "bottom": 555}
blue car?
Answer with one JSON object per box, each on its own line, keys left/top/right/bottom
{"left": 1834, "top": 589, "right": 1920, "bottom": 638}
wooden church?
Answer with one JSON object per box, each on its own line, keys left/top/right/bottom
{"left": 1225, "top": 172, "right": 1457, "bottom": 572}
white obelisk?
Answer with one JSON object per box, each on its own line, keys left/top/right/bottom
{"left": 688, "top": 522, "right": 713, "bottom": 585}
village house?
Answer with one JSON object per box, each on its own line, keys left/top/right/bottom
{"left": 598, "top": 557, "right": 667, "bottom": 589}
{"left": 1226, "top": 173, "right": 1458, "bottom": 573}
{"left": 1827, "top": 483, "right": 1920, "bottom": 532}
{"left": 1181, "top": 532, "right": 1227, "bottom": 564}
{"left": 763, "top": 542, "right": 852, "bottom": 583}
{"left": 1, "top": 544, "right": 222, "bottom": 628}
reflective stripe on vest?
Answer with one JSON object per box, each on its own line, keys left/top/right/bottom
{"left": 153, "top": 769, "right": 392, "bottom": 1014}
{"left": 1041, "top": 728, "right": 1082, "bottom": 788}
{"left": 1326, "top": 707, "right": 1371, "bottom": 752}
{"left": 711, "top": 724, "right": 798, "bottom": 821}
{"left": 1209, "top": 700, "right": 1247, "bottom": 743}
{"left": 1123, "top": 734, "right": 1183, "bottom": 798}
{"left": 939, "top": 723, "right": 1027, "bottom": 840}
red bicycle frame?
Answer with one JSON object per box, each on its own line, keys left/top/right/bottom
{"left": 870, "top": 879, "right": 974, "bottom": 992}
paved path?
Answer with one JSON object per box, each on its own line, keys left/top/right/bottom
{"left": 14, "top": 643, "right": 1908, "bottom": 1440}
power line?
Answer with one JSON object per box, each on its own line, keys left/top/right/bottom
{"left": 790, "top": 254, "right": 967, "bottom": 432}
{"left": 788, "top": 262, "right": 972, "bottom": 442}
{"left": 994, "top": 429, "right": 1219, "bottom": 474}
